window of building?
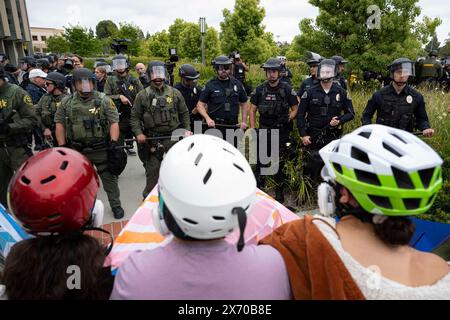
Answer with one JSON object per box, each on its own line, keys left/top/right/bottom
{"left": 32, "top": 35, "right": 38, "bottom": 41}
{"left": 41, "top": 36, "right": 46, "bottom": 41}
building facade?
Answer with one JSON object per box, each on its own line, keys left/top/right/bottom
{"left": 0, "top": 0, "right": 32, "bottom": 65}
{"left": 31, "top": 27, "right": 63, "bottom": 54}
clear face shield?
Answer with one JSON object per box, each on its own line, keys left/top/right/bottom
{"left": 112, "top": 59, "right": 128, "bottom": 72}
{"left": 150, "top": 66, "right": 166, "bottom": 82}
{"left": 75, "top": 78, "right": 94, "bottom": 94}
{"left": 318, "top": 63, "right": 336, "bottom": 81}
{"left": 392, "top": 63, "right": 414, "bottom": 83}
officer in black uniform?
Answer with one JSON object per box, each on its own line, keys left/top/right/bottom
{"left": 278, "top": 56, "right": 293, "bottom": 85}
{"left": 249, "top": 58, "right": 298, "bottom": 203}
{"left": 231, "top": 52, "right": 252, "bottom": 95}
{"left": 196, "top": 55, "right": 248, "bottom": 145}
{"left": 331, "top": 55, "right": 348, "bottom": 90}
{"left": 362, "top": 58, "right": 434, "bottom": 137}
{"left": 0, "top": 53, "right": 18, "bottom": 85}
{"left": 174, "top": 64, "right": 203, "bottom": 132}
{"left": 298, "top": 59, "right": 355, "bottom": 182}
{"left": 19, "top": 56, "right": 36, "bottom": 89}
{"left": 297, "top": 55, "right": 322, "bottom": 102}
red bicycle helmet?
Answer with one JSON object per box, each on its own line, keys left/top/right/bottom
{"left": 7, "top": 148, "right": 100, "bottom": 234}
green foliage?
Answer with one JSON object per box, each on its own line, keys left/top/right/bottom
{"left": 64, "top": 25, "right": 102, "bottom": 57}
{"left": 95, "top": 20, "right": 119, "bottom": 39}
{"left": 46, "top": 35, "right": 70, "bottom": 54}
{"left": 169, "top": 19, "right": 189, "bottom": 51}
{"left": 220, "top": 0, "right": 278, "bottom": 63}
{"left": 117, "top": 23, "right": 144, "bottom": 57}
{"left": 144, "top": 30, "right": 170, "bottom": 58}
{"left": 290, "top": 0, "right": 442, "bottom": 73}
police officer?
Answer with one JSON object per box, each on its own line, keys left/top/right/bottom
{"left": 297, "top": 55, "right": 321, "bottom": 102}
{"left": 104, "top": 55, "right": 143, "bottom": 156}
{"left": 174, "top": 64, "right": 203, "bottom": 131}
{"left": 196, "top": 55, "right": 248, "bottom": 143}
{"left": 55, "top": 68, "right": 125, "bottom": 219}
{"left": 249, "top": 58, "right": 298, "bottom": 203}
{"left": 440, "top": 57, "right": 450, "bottom": 90}
{"left": 231, "top": 52, "right": 252, "bottom": 95}
{"left": 330, "top": 55, "right": 348, "bottom": 90}
{"left": 18, "top": 56, "right": 36, "bottom": 88}
{"left": 298, "top": 59, "right": 355, "bottom": 181}
{"left": 278, "top": 56, "right": 293, "bottom": 85}
{"left": 35, "top": 72, "right": 67, "bottom": 147}
{"left": 362, "top": 58, "right": 434, "bottom": 137}
{"left": 0, "top": 65, "right": 37, "bottom": 207}
{"left": 36, "top": 58, "right": 51, "bottom": 74}
{"left": 416, "top": 50, "right": 443, "bottom": 86}
{"left": 0, "top": 53, "right": 18, "bottom": 85}
{"left": 131, "top": 61, "right": 191, "bottom": 199}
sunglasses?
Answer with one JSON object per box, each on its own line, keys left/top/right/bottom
{"left": 217, "top": 65, "right": 231, "bottom": 71}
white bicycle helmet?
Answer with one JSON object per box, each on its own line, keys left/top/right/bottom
{"left": 154, "top": 134, "right": 256, "bottom": 245}
{"left": 319, "top": 124, "right": 443, "bottom": 216}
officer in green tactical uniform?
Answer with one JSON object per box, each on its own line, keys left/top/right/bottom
{"left": 416, "top": 50, "right": 443, "bottom": 85}
{"left": 35, "top": 72, "right": 68, "bottom": 147}
{"left": 104, "top": 55, "right": 144, "bottom": 156}
{"left": 0, "top": 65, "right": 37, "bottom": 208}
{"left": 130, "top": 61, "right": 191, "bottom": 199}
{"left": 362, "top": 58, "right": 434, "bottom": 137}
{"left": 55, "top": 68, "right": 125, "bottom": 219}
{"left": 248, "top": 58, "right": 299, "bottom": 203}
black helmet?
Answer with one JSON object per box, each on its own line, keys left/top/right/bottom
{"left": 72, "top": 68, "right": 95, "bottom": 82}
{"left": 306, "top": 51, "right": 323, "bottom": 65}
{"left": 261, "top": 58, "right": 282, "bottom": 70}
{"left": 388, "top": 57, "right": 415, "bottom": 77}
{"left": 179, "top": 64, "right": 200, "bottom": 80}
{"left": 331, "top": 55, "right": 348, "bottom": 65}
{"left": 46, "top": 71, "right": 66, "bottom": 90}
{"left": 211, "top": 55, "right": 232, "bottom": 67}
{"left": 19, "top": 56, "right": 36, "bottom": 67}
{"left": 112, "top": 54, "right": 130, "bottom": 71}
{"left": 36, "top": 58, "right": 51, "bottom": 70}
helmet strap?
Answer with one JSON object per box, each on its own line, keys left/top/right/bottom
{"left": 232, "top": 207, "right": 247, "bottom": 252}
{"left": 334, "top": 184, "right": 372, "bottom": 223}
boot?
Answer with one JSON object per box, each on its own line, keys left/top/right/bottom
{"left": 112, "top": 206, "right": 125, "bottom": 219}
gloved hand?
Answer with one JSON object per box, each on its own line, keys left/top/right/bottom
{"left": 107, "top": 140, "right": 127, "bottom": 176}
{"left": 0, "top": 122, "right": 10, "bottom": 135}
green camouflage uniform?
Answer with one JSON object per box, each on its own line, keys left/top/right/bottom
{"left": 35, "top": 92, "right": 68, "bottom": 145}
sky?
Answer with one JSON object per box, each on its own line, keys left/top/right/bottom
{"left": 25, "top": 0, "right": 450, "bottom": 45}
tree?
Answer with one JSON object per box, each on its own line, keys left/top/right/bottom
{"left": 117, "top": 23, "right": 144, "bottom": 56}
{"left": 220, "top": 0, "right": 277, "bottom": 63}
{"left": 425, "top": 34, "right": 441, "bottom": 53}
{"left": 96, "top": 20, "right": 119, "bottom": 39}
{"left": 290, "top": 0, "right": 442, "bottom": 73}
{"left": 46, "top": 35, "right": 70, "bottom": 54}
{"left": 64, "top": 25, "right": 102, "bottom": 57}
{"left": 205, "top": 27, "right": 221, "bottom": 61}
{"left": 169, "top": 19, "right": 189, "bottom": 50}
{"left": 440, "top": 34, "right": 450, "bottom": 57}
{"left": 145, "top": 30, "right": 170, "bottom": 57}
{"left": 179, "top": 23, "right": 201, "bottom": 60}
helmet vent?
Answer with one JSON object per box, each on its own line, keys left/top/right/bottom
{"left": 195, "top": 153, "right": 203, "bottom": 166}
{"left": 21, "top": 176, "right": 31, "bottom": 185}
{"left": 47, "top": 213, "right": 62, "bottom": 221}
{"left": 358, "top": 131, "right": 372, "bottom": 139}
{"left": 48, "top": 223, "right": 63, "bottom": 231}
{"left": 183, "top": 218, "right": 198, "bottom": 225}
{"left": 57, "top": 150, "right": 67, "bottom": 156}
{"left": 369, "top": 195, "right": 393, "bottom": 209}
{"left": 233, "top": 163, "right": 245, "bottom": 173}
{"left": 382, "top": 142, "right": 403, "bottom": 157}
{"left": 203, "top": 168, "right": 212, "bottom": 184}
{"left": 403, "top": 198, "right": 421, "bottom": 210}
{"left": 426, "top": 193, "right": 437, "bottom": 206}
{"left": 40, "top": 175, "right": 56, "bottom": 184}
{"left": 211, "top": 229, "right": 222, "bottom": 233}
{"left": 392, "top": 167, "right": 414, "bottom": 189}
{"left": 223, "top": 148, "right": 235, "bottom": 155}
{"left": 391, "top": 133, "right": 407, "bottom": 144}
{"left": 355, "top": 169, "right": 381, "bottom": 186}
{"left": 351, "top": 147, "right": 371, "bottom": 164}
{"left": 213, "top": 216, "right": 225, "bottom": 220}
{"left": 418, "top": 168, "right": 435, "bottom": 188}
{"left": 332, "top": 162, "right": 343, "bottom": 174}
{"left": 60, "top": 161, "right": 69, "bottom": 170}
{"left": 188, "top": 142, "right": 195, "bottom": 152}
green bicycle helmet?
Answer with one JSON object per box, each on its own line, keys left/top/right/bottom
{"left": 319, "top": 124, "right": 443, "bottom": 216}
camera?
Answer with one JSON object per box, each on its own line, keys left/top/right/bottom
{"left": 111, "top": 38, "right": 131, "bottom": 55}
{"left": 165, "top": 48, "right": 179, "bottom": 86}
{"left": 64, "top": 58, "right": 74, "bottom": 70}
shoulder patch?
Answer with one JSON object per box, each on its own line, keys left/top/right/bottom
{"left": 24, "top": 95, "right": 33, "bottom": 106}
